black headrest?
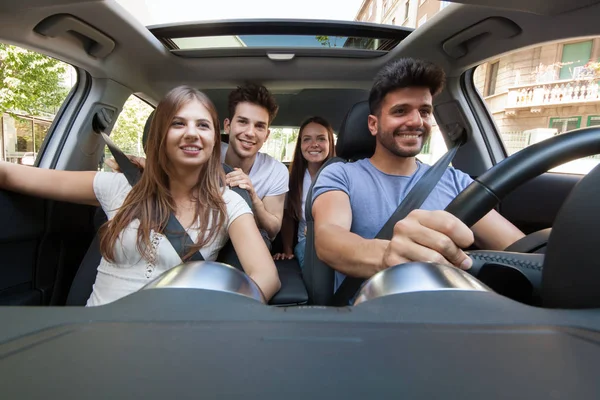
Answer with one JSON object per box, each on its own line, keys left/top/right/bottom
{"left": 335, "top": 101, "right": 376, "bottom": 160}
{"left": 142, "top": 111, "right": 154, "bottom": 153}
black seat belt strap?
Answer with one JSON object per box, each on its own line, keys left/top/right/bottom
{"left": 100, "top": 132, "right": 205, "bottom": 262}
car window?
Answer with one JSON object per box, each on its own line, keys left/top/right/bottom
{"left": 420, "top": 117, "right": 447, "bottom": 165}
{"left": 0, "top": 43, "right": 76, "bottom": 166}
{"left": 100, "top": 95, "right": 154, "bottom": 171}
{"left": 261, "top": 127, "right": 310, "bottom": 165}
{"left": 262, "top": 120, "right": 448, "bottom": 166}
{"left": 474, "top": 36, "right": 600, "bottom": 174}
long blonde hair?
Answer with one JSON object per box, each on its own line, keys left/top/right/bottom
{"left": 99, "top": 86, "right": 227, "bottom": 262}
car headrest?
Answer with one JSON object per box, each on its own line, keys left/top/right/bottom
{"left": 142, "top": 111, "right": 154, "bottom": 153}
{"left": 335, "top": 101, "right": 376, "bottom": 160}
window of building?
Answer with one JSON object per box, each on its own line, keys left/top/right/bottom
{"left": 404, "top": 1, "right": 410, "bottom": 21}
{"left": 0, "top": 43, "right": 77, "bottom": 166}
{"left": 485, "top": 61, "right": 500, "bottom": 96}
{"left": 587, "top": 115, "right": 600, "bottom": 127}
{"left": 559, "top": 40, "right": 593, "bottom": 80}
{"left": 549, "top": 116, "right": 582, "bottom": 133}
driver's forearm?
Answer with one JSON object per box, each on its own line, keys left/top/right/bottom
{"left": 252, "top": 197, "right": 282, "bottom": 239}
{"left": 315, "top": 223, "right": 389, "bottom": 279}
{"left": 472, "top": 210, "right": 526, "bottom": 250}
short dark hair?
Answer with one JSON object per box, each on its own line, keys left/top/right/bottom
{"left": 228, "top": 83, "right": 279, "bottom": 125}
{"left": 368, "top": 58, "right": 446, "bottom": 115}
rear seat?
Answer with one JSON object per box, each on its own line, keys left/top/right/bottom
{"left": 66, "top": 113, "right": 308, "bottom": 306}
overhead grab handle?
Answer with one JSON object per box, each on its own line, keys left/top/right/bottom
{"left": 34, "top": 14, "right": 116, "bottom": 59}
{"left": 442, "top": 17, "right": 521, "bottom": 59}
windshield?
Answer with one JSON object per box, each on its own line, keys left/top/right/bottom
{"left": 115, "top": 0, "right": 396, "bottom": 27}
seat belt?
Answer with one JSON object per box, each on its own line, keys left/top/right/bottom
{"left": 331, "top": 133, "right": 465, "bottom": 306}
{"left": 100, "top": 132, "right": 205, "bottom": 262}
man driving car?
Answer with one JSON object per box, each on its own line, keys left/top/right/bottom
{"left": 311, "top": 58, "right": 525, "bottom": 292}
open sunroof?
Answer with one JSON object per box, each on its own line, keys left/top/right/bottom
{"left": 149, "top": 19, "right": 412, "bottom": 58}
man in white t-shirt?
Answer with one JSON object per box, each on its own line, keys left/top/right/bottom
{"left": 221, "top": 84, "right": 289, "bottom": 245}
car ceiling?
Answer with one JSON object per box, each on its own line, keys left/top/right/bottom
{"left": 1, "top": 0, "right": 600, "bottom": 129}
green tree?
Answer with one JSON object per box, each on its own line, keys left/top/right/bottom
{"left": 0, "top": 44, "right": 70, "bottom": 116}
{"left": 315, "top": 35, "right": 342, "bottom": 48}
{"left": 108, "top": 96, "right": 154, "bottom": 157}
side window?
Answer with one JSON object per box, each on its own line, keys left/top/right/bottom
{"left": 0, "top": 43, "right": 76, "bottom": 165}
{"left": 100, "top": 95, "right": 154, "bottom": 171}
{"left": 261, "top": 127, "right": 301, "bottom": 166}
{"left": 474, "top": 36, "right": 600, "bottom": 174}
{"left": 420, "top": 116, "right": 448, "bottom": 165}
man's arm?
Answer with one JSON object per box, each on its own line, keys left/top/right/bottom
{"left": 226, "top": 165, "right": 287, "bottom": 239}
{"left": 252, "top": 193, "right": 285, "bottom": 239}
{"left": 313, "top": 191, "right": 476, "bottom": 279}
{"left": 313, "top": 190, "right": 390, "bottom": 278}
{"left": 472, "top": 209, "right": 525, "bottom": 250}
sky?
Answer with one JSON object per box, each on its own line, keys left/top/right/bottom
{"left": 115, "top": 0, "right": 366, "bottom": 26}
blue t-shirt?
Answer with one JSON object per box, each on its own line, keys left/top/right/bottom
{"left": 312, "top": 158, "right": 474, "bottom": 291}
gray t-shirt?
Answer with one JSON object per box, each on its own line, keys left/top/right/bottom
{"left": 312, "top": 158, "right": 474, "bottom": 291}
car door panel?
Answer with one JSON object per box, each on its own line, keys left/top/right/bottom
{"left": 0, "top": 192, "right": 45, "bottom": 305}
{"left": 0, "top": 190, "right": 96, "bottom": 306}
{"left": 499, "top": 172, "right": 582, "bottom": 234}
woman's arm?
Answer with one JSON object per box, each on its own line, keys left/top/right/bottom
{"left": 273, "top": 213, "right": 296, "bottom": 260}
{"left": 228, "top": 213, "right": 281, "bottom": 300}
{"left": 0, "top": 161, "right": 99, "bottom": 206}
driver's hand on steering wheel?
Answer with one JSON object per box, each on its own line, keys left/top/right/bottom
{"left": 382, "top": 209, "right": 474, "bottom": 271}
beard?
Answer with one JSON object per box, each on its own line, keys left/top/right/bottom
{"left": 377, "top": 123, "right": 430, "bottom": 158}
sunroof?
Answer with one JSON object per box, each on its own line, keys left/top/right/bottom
{"left": 150, "top": 20, "right": 412, "bottom": 57}
{"left": 172, "top": 34, "right": 398, "bottom": 51}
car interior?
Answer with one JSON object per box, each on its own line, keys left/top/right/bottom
{"left": 1, "top": 0, "right": 600, "bottom": 397}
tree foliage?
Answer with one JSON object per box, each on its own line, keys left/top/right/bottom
{"left": 315, "top": 35, "right": 342, "bottom": 48}
{"left": 0, "top": 44, "right": 70, "bottom": 116}
{"left": 109, "top": 96, "right": 154, "bottom": 157}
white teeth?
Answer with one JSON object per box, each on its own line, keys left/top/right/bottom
{"left": 398, "top": 135, "right": 420, "bottom": 138}
{"left": 182, "top": 146, "right": 200, "bottom": 151}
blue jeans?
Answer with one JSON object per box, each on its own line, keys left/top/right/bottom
{"left": 294, "top": 237, "right": 306, "bottom": 269}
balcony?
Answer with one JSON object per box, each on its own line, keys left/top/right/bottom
{"left": 505, "top": 77, "right": 600, "bottom": 112}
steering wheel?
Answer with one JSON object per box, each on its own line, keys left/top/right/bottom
{"left": 442, "top": 127, "right": 600, "bottom": 303}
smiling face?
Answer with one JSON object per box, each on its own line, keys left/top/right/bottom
{"left": 300, "top": 122, "right": 330, "bottom": 166}
{"left": 369, "top": 86, "right": 433, "bottom": 158}
{"left": 164, "top": 98, "right": 216, "bottom": 170}
{"left": 224, "top": 102, "right": 270, "bottom": 160}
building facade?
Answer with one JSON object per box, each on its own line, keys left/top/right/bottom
{"left": 355, "top": 0, "right": 600, "bottom": 172}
